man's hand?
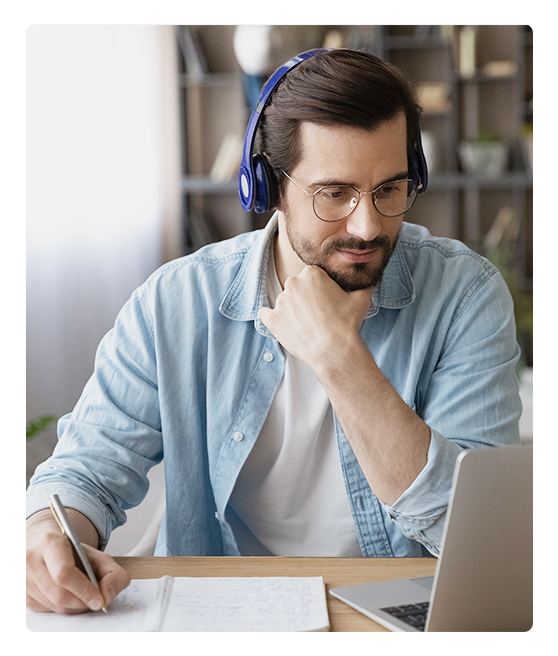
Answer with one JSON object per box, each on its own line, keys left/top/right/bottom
{"left": 26, "top": 508, "right": 131, "bottom": 614}
{"left": 259, "top": 263, "right": 430, "bottom": 505}
{"left": 258, "top": 265, "right": 373, "bottom": 368}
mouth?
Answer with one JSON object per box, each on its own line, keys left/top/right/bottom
{"left": 336, "top": 246, "right": 382, "bottom": 264}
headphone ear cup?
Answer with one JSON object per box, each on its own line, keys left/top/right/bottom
{"left": 253, "top": 154, "right": 279, "bottom": 213}
{"left": 412, "top": 131, "right": 428, "bottom": 193}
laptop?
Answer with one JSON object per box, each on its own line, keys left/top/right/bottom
{"left": 330, "top": 443, "right": 533, "bottom": 631}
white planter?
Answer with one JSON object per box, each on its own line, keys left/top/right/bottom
{"left": 458, "top": 141, "right": 508, "bottom": 177}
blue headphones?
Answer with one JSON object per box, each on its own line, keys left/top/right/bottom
{"left": 238, "top": 48, "right": 428, "bottom": 214}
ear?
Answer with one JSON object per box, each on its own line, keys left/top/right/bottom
{"left": 253, "top": 153, "right": 280, "bottom": 213}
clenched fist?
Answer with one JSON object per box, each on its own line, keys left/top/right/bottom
{"left": 258, "top": 265, "right": 373, "bottom": 369}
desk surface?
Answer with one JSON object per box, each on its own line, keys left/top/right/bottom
{"left": 115, "top": 556, "right": 437, "bottom": 632}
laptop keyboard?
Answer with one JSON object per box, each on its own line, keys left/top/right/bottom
{"left": 380, "top": 602, "right": 430, "bottom": 631}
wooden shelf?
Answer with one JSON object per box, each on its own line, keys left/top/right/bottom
{"left": 384, "top": 35, "right": 450, "bottom": 50}
{"left": 182, "top": 176, "right": 238, "bottom": 194}
{"left": 427, "top": 171, "right": 533, "bottom": 190}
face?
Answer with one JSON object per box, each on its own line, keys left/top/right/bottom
{"left": 275, "top": 113, "right": 408, "bottom": 292}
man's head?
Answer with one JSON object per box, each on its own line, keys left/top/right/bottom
{"left": 257, "top": 50, "right": 423, "bottom": 292}
{"left": 257, "top": 49, "right": 423, "bottom": 205}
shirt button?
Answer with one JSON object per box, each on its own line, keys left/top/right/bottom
{"left": 233, "top": 431, "right": 244, "bottom": 442}
{"left": 263, "top": 351, "right": 274, "bottom": 362}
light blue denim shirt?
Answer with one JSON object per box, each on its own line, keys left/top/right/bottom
{"left": 27, "top": 216, "right": 522, "bottom": 558}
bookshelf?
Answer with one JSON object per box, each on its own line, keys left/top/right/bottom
{"left": 175, "top": 25, "right": 532, "bottom": 363}
{"left": 175, "top": 26, "right": 245, "bottom": 248}
{"left": 378, "top": 25, "right": 532, "bottom": 364}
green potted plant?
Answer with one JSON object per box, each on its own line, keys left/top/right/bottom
{"left": 26, "top": 415, "right": 57, "bottom": 441}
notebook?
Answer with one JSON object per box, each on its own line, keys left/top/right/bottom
{"left": 27, "top": 575, "right": 330, "bottom": 632}
{"left": 330, "top": 443, "right": 533, "bottom": 631}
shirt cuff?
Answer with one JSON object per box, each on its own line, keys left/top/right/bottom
{"left": 26, "top": 482, "right": 113, "bottom": 550}
{"left": 381, "top": 428, "right": 463, "bottom": 556}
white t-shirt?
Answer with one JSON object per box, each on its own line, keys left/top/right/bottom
{"left": 228, "top": 247, "right": 362, "bottom": 557}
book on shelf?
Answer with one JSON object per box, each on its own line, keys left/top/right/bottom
{"left": 459, "top": 26, "right": 477, "bottom": 78}
{"left": 27, "top": 576, "right": 330, "bottom": 632}
{"left": 482, "top": 60, "right": 518, "bottom": 78}
{"left": 416, "top": 83, "right": 451, "bottom": 113}
{"left": 209, "top": 133, "right": 244, "bottom": 183}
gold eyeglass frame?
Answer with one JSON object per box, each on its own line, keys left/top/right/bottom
{"left": 282, "top": 170, "right": 422, "bottom": 222}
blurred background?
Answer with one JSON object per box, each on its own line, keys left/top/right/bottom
{"left": 26, "top": 24, "right": 533, "bottom": 553}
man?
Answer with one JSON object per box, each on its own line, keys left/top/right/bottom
{"left": 26, "top": 49, "right": 522, "bottom": 614}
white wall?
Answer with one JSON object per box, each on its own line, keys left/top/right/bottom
{"left": 26, "top": 25, "right": 181, "bottom": 482}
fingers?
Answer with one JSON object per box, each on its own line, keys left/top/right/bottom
{"left": 258, "top": 305, "right": 272, "bottom": 327}
{"left": 27, "top": 532, "right": 94, "bottom": 614}
{"left": 26, "top": 532, "right": 130, "bottom": 614}
{"left": 84, "top": 544, "right": 131, "bottom": 607}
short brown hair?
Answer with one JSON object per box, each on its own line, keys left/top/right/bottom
{"left": 257, "top": 49, "right": 423, "bottom": 200}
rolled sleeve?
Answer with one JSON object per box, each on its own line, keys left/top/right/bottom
{"left": 26, "top": 481, "right": 114, "bottom": 550}
{"left": 381, "top": 428, "right": 464, "bottom": 556}
{"left": 378, "top": 269, "right": 522, "bottom": 557}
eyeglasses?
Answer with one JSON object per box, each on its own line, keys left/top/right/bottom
{"left": 282, "top": 171, "right": 422, "bottom": 222}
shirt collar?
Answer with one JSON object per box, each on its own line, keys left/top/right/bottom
{"left": 219, "top": 215, "right": 415, "bottom": 330}
{"left": 219, "top": 215, "right": 278, "bottom": 336}
{"left": 371, "top": 234, "right": 416, "bottom": 313}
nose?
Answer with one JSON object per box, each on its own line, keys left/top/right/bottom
{"left": 344, "top": 192, "right": 382, "bottom": 242}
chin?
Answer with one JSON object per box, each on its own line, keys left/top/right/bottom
{"left": 321, "top": 263, "right": 383, "bottom": 292}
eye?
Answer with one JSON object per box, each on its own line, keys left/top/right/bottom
{"left": 320, "top": 186, "right": 355, "bottom": 202}
{"left": 376, "top": 181, "right": 406, "bottom": 198}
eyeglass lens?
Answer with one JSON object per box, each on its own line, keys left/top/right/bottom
{"left": 313, "top": 180, "right": 418, "bottom": 221}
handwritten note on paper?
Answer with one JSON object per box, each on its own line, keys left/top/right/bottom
{"left": 26, "top": 575, "right": 330, "bottom": 632}
{"left": 163, "top": 577, "right": 330, "bottom": 632}
{"left": 26, "top": 578, "right": 160, "bottom": 632}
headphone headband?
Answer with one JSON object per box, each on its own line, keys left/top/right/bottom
{"left": 238, "top": 48, "right": 427, "bottom": 214}
{"left": 238, "top": 49, "right": 329, "bottom": 212}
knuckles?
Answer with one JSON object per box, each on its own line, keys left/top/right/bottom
{"left": 49, "top": 560, "right": 77, "bottom": 588}
{"left": 302, "top": 264, "right": 328, "bottom": 281}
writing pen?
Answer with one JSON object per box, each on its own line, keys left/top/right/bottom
{"left": 49, "top": 494, "right": 107, "bottom": 613}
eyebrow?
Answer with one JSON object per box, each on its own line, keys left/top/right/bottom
{"left": 311, "top": 171, "right": 409, "bottom": 189}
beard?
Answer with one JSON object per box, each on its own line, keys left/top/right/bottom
{"left": 283, "top": 213, "right": 400, "bottom": 293}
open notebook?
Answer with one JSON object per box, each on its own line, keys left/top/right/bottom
{"left": 27, "top": 576, "right": 330, "bottom": 632}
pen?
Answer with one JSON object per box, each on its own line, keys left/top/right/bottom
{"left": 49, "top": 494, "right": 107, "bottom": 613}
